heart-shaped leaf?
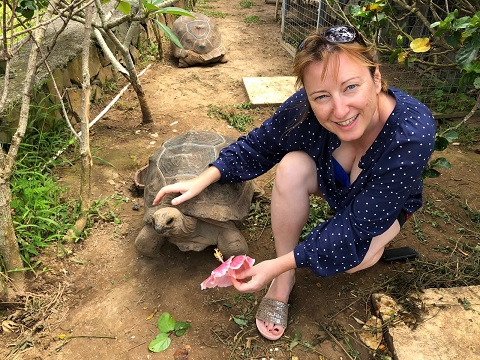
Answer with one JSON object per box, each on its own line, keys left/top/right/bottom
{"left": 174, "top": 321, "right": 191, "bottom": 336}
{"left": 157, "top": 312, "right": 176, "bottom": 333}
{"left": 148, "top": 332, "right": 171, "bottom": 352}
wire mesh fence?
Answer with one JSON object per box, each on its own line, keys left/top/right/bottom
{"left": 279, "top": 0, "right": 475, "bottom": 115}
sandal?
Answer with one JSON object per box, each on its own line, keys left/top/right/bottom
{"left": 255, "top": 297, "right": 289, "bottom": 340}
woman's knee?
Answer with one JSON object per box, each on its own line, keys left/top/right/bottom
{"left": 275, "top": 151, "right": 318, "bottom": 194}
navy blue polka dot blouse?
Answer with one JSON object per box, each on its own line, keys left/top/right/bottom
{"left": 211, "top": 87, "right": 436, "bottom": 277}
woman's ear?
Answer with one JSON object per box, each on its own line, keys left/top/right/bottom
{"left": 374, "top": 67, "right": 382, "bottom": 92}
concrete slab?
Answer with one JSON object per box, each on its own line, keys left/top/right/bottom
{"left": 373, "top": 286, "right": 480, "bottom": 360}
{"left": 242, "top": 76, "right": 296, "bottom": 105}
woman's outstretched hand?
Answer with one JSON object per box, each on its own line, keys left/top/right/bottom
{"left": 153, "top": 178, "right": 203, "bottom": 206}
{"left": 152, "top": 166, "right": 222, "bottom": 206}
{"left": 230, "top": 259, "right": 277, "bottom": 293}
{"left": 231, "top": 253, "right": 297, "bottom": 293}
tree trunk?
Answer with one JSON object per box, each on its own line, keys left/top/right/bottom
{"left": 77, "top": 3, "right": 94, "bottom": 234}
{"left": 65, "top": 2, "right": 94, "bottom": 242}
{"left": 117, "top": 20, "right": 154, "bottom": 124}
{"left": 0, "top": 3, "right": 58, "bottom": 292}
{"left": 132, "top": 78, "right": 153, "bottom": 124}
{"left": 0, "top": 182, "right": 25, "bottom": 294}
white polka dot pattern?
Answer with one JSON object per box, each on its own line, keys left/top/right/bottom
{"left": 211, "top": 87, "right": 436, "bottom": 277}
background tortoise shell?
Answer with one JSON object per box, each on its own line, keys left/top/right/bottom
{"left": 172, "top": 13, "right": 226, "bottom": 66}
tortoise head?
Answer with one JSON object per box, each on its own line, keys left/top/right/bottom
{"left": 152, "top": 207, "right": 197, "bottom": 237}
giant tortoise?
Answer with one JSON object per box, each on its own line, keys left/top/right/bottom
{"left": 135, "top": 131, "right": 254, "bottom": 258}
{"left": 171, "top": 12, "right": 227, "bottom": 67}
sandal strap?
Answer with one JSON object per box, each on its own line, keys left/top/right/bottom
{"left": 256, "top": 297, "right": 289, "bottom": 329}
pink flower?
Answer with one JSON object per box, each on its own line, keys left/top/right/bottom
{"left": 200, "top": 254, "right": 255, "bottom": 290}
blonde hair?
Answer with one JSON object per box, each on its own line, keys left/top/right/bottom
{"left": 293, "top": 30, "right": 388, "bottom": 91}
{"left": 283, "top": 29, "right": 388, "bottom": 132}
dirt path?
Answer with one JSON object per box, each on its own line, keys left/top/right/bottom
{"left": 2, "top": 0, "right": 479, "bottom": 359}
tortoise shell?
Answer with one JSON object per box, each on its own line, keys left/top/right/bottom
{"left": 171, "top": 13, "right": 226, "bottom": 66}
{"left": 143, "top": 131, "right": 254, "bottom": 223}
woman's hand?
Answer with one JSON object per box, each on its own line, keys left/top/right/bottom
{"left": 152, "top": 166, "right": 222, "bottom": 206}
{"left": 231, "top": 253, "right": 297, "bottom": 293}
{"left": 152, "top": 178, "right": 203, "bottom": 206}
{"left": 231, "top": 259, "right": 278, "bottom": 293}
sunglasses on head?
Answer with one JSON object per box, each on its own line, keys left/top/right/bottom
{"left": 297, "top": 25, "right": 366, "bottom": 51}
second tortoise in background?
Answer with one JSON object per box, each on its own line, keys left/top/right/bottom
{"left": 171, "top": 12, "right": 228, "bottom": 68}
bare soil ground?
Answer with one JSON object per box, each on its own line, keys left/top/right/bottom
{"left": 1, "top": 0, "right": 479, "bottom": 359}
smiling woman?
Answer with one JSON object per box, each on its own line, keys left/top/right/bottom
{"left": 148, "top": 24, "right": 437, "bottom": 341}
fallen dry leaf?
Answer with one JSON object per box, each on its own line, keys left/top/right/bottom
{"left": 173, "top": 347, "right": 189, "bottom": 360}
{"left": 2, "top": 320, "right": 19, "bottom": 333}
{"left": 358, "top": 315, "right": 383, "bottom": 350}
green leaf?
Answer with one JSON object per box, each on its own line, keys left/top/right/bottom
{"left": 455, "top": 41, "right": 479, "bottom": 69}
{"left": 348, "top": 4, "right": 363, "bottom": 16}
{"left": 464, "top": 60, "right": 480, "bottom": 73}
{"left": 148, "top": 333, "right": 171, "bottom": 352}
{"left": 396, "top": 35, "right": 403, "bottom": 46}
{"left": 157, "top": 312, "right": 176, "bottom": 333}
{"left": 154, "top": 19, "right": 184, "bottom": 49}
{"left": 442, "top": 130, "right": 458, "bottom": 143}
{"left": 231, "top": 315, "right": 247, "bottom": 327}
{"left": 117, "top": 1, "right": 131, "bottom": 15}
{"left": 434, "top": 136, "right": 449, "bottom": 151}
{"left": 289, "top": 330, "right": 301, "bottom": 350}
{"left": 422, "top": 168, "right": 441, "bottom": 179}
{"left": 452, "top": 16, "right": 472, "bottom": 30}
{"left": 144, "top": 3, "right": 158, "bottom": 12}
{"left": 174, "top": 321, "right": 191, "bottom": 336}
{"left": 155, "top": 7, "right": 195, "bottom": 17}
{"left": 430, "top": 157, "right": 451, "bottom": 170}
{"left": 474, "top": 76, "right": 480, "bottom": 89}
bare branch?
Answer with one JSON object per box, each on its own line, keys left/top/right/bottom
{"left": 391, "top": 0, "right": 436, "bottom": 37}
{"left": 0, "top": 0, "right": 92, "bottom": 43}
{"left": 93, "top": 28, "right": 128, "bottom": 77}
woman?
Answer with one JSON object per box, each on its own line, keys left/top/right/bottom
{"left": 153, "top": 25, "right": 436, "bottom": 340}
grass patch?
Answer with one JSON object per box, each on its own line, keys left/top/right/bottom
{"left": 240, "top": 0, "right": 254, "bottom": 8}
{"left": 301, "top": 196, "right": 334, "bottom": 240}
{"left": 7, "top": 95, "right": 126, "bottom": 269}
{"left": 207, "top": 102, "right": 254, "bottom": 132}
{"left": 244, "top": 15, "right": 260, "bottom": 24}
{"left": 196, "top": 0, "right": 227, "bottom": 18}
{"left": 10, "top": 103, "right": 77, "bottom": 265}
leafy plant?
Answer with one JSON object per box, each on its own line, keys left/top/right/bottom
{"left": 430, "top": 10, "right": 480, "bottom": 90}
{"left": 343, "top": 0, "right": 479, "bottom": 116}
{"left": 148, "top": 312, "right": 191, "bottom": 353}
{"left": 117, "top": 0, "right": 194, "bottom": 49}
{"left": 422, "top": 129, "right": 458, "bottom": 179}
{"left": 10, "top": 100, "right": 77, "bottom": 265}
{"left": 301, "top": 196, "right": 333, "bottom": 240}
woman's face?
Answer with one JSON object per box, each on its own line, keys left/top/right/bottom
{"left": 303, "top": 51, "right": 382, "bottom": 143}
